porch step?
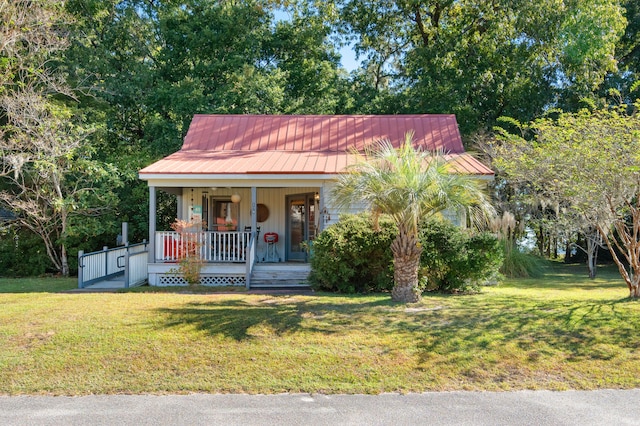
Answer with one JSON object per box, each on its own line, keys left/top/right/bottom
{"left": 249, "top": 263, "right": 311, "bottom": 289}
{"left": 250, "top": 283, "right": 312, "bottom": 290}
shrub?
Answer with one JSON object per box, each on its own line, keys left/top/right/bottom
{"left": 0, "top": 227, "right": 50, "bottom": 277}
{"left": 310, "top": 214, "right": 503, "bottom": 294}
{"left": 308, "top": 214, "right": 396, "bottom": 293}
{"left": 419, "top": 220, "right": 503, "bottom": 293}
{"left": 500, "top": 240, "right": 546, "bottom": 278}
{"left": 169, "top": 219, "right": 204, "bottom": 285}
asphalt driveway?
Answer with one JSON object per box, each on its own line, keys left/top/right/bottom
{"left": 1, "top": 390, "right": 639, "bottom": 425}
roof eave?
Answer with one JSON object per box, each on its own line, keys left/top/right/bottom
{"left": 140, "top": 170, "right": 494, "bottom": 185}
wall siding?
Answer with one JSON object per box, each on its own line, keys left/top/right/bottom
{"left": 175, "top": 185, "right": 467, "bottom": 256}
{"left": 178, "top": 186, "right": 320, "bottom": 260}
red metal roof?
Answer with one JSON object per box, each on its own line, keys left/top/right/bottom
{"left": 139, "top": 115, "right": 493, "bottom": 176}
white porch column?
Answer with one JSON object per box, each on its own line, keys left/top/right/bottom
{"left": 319, "top": 185, "right": 326, "bottom": 232}
{"left": 176, "top": 191, "right": 184, "bottom": 220}
{"left": 245, "top": 186, "right": 258, "bottom": 290}
{"left": 251, "top": 186, "right": 257, "bottom": 232}
{"left": 148, "top": 186, "right": 156, "bottom": 263}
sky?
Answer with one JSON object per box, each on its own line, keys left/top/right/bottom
{"left": 339, "top": 43, "right": 360, "bottom": 72}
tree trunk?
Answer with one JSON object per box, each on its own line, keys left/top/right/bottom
{"left": 631, "top": 277, "right": 640, "bottom": 298}
{"left": 587, "top": 243, "right": 597, "bottom": 279}
{"left": 545, "top": 233, "right": 551, "bottom": 258}
{"left": 596, "top": 222, "right": 640, "bottom": 298}
{"left": 390, "top": 227, "right": 422, "bottom": 303}
{"left": 60, "top": 208, "right": 69, "bottom": 276}
{"left": 61, "top": 243, "right": 69, "bottom": 277}
{"left": 564, "top": 240, "right": 572, "bottom": 262}
{"left": 536, "top": 226, "right": 544, "bottom": 256}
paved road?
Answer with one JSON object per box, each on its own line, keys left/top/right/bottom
{"left": 1, "top": 390, "right": 639, "bottom": 425}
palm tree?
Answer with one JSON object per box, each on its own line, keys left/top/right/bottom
{"left": 332, "top": 133, "right": 493, "bottom": 303}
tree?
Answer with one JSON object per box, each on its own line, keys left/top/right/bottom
{"left": 337, "top": 0, "right": 626, "bottom": 136}
{"left": 0, "top": 0, "right": 120, "bottom": 275}
{"left": 63, "top": 0, "right": 352, "bottom": 241}
{"left": 489, "top": 103, "right": 640, "bottom": 297}
{"left": 479, "top": 126, "right": 604, "bottom": 277}
{"left": 331, "top": 133, "right": 493, "bottom": 303}
{"left": 602, "top": 0, "right": 640, "bottom": 97}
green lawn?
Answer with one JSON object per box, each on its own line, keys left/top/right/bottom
{"left": 0, "top": 276, "right": 77, "bottom": 293}
{"left": 1, "top": 263, "right": 639, "bottom": 395}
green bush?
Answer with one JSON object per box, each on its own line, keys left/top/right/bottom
{"left": 0, "top": 227, "right": 50, "bottom": 277}
{"left": 309, "top": 214, "right": 503, "bottom": 294}
{"left": 500, "top": 240, "right": 546, "bottom": 278}
{"left": 419, "top": 220, "right": 503, "bottom": 293}
{"left": 308, "top": 214, "right": 396, "bottom": 293}
{"left": 0, "top": 218, "right": 120, "bottom": 277}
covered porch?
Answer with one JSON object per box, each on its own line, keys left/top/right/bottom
{"left": 145, "top": 183, "right": 334, "bottom": 287}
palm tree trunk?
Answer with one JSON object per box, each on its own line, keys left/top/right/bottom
{"left": 390, "top": 228, "right": 422, "bottom": 303}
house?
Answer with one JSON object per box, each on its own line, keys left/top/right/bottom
{"left": 138, "top": 114, "right": 493, "bottom": 288}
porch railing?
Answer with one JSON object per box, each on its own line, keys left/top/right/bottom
{"left": 155, "top": 231, "right": 252, "bottom": 263}
{"left": 245, "top": 231, "right": 258, "bottom": 288}
{"left": 78, "top": 241, "right": 148, "bottom": 288}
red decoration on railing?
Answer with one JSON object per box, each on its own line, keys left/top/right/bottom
{"left": 164, "top": 236, "right": 178, "bottom": 259}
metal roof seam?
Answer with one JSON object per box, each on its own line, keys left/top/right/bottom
{"left": 139, "top": 115, "right": 492, "bottom": 176}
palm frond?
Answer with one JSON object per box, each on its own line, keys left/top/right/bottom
{"left": 331, "top": 132, "right": 494, "bottom": 234}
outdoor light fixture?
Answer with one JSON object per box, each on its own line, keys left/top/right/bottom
{"left": 231, "top": 193, "right": 241, "bottom": 203}
{"left": 314, "top": 192, "right": 320, "bottom": 201}
{"left": 322, "top": 207, "right": 331, "bottom": 223}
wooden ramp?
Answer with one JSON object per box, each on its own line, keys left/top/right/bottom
{"left": 85, "top": 276, "right": 126, "bottom": 289}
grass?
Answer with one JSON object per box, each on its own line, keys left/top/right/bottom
{"left": 0, "top": 276, "right": 76, "bottom": 293}
{"left": 1, "top": 262, "right": 639, "bottom": 395}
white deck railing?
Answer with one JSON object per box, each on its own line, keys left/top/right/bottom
{"left": 78, "top": 241, "right": 148, "bottom": 288}
{"left": 125, "top": 250, "right": 149, "bottom": 287}
{"left": 155, "top": 231, "right": 252, "bottom": 263}
{"left": 79, "top": 246, "right": 127, "bottom": 285}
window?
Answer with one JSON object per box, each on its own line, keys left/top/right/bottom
{"left": 212, "top": 199, "right": 238, "bottom": 231}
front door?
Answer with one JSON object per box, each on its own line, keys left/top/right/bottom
{"left": 286, "top": 193, "right": 317, "bottom": 262}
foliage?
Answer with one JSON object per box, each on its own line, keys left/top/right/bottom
{"left": 64, "top": 0, "right": 350, "bottom": 156}
{"left": 0, "top": 228, "right": 50, "bottom": 277}
{"left": 602, "top": 0, "right": 640, "bottom": 97}
{"left": 419, "top": 219, "right": 503, "bottom": 293}
{"left": 337, "top": 0, "right": 626, "bottom": 135}
{"left": 308, "top": 214, "right": 396, "bottom": 293}
{"left": 331, "top": 133, "right": 494, "bottom": 302}
{"left": 168, "top": 219, "right": 204, "bottom": 285}
{"left": 309, "top": 214, "right": 502, "bottom": 294}
{"left": 489, "top": 102, "right": 640, "bottom": 297}
{"left": 0, "top": 0, "right": 122, "bottom": 276}
{"left": 485, "top": 210, "right": 547, "bottom": 278}
{"left": 499, "top": 241, "right": 547, "bottom": 279}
